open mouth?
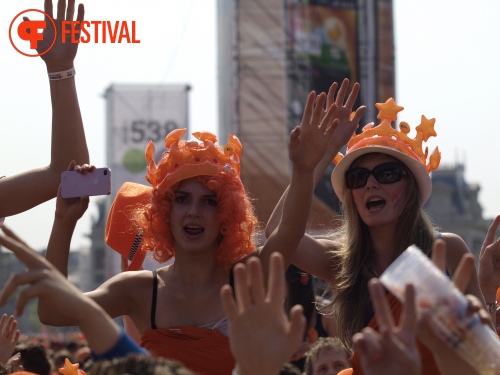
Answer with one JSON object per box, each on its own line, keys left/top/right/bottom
{"left": 184, "top": 225, "right": 204, "bottom": 235}
{"left": 366, "top": 198, "right": 386, "bottom": 211}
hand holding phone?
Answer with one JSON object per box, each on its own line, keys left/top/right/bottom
{"left": 61, "top": 168, "right": 112, "bottom": 198}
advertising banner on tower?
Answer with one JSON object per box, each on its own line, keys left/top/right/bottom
{"left": 105, "top": 84, "right": 189, "bottom": 195}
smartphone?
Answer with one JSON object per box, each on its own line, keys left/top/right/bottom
{"left": 61, "top": 168, "right": 112, "bottom": 198}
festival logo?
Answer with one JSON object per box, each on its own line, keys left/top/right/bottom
{"left": 10, "top": 9, "right": 140, "bottom": 57}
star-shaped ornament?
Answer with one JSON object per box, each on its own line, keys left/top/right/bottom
{"left": 415, "top": 115, "right": 437, "bottom": 141}
{"left": 58, "top": 358, "right": 86, "bottom": 375}
{"left": 376, "top": 98, "right": 404, "bottom": 121}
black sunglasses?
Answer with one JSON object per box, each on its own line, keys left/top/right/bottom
{"left": 345, "top": 162, "right": 407, "bottom": 189}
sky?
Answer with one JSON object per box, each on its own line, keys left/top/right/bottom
{"left": 1, "top": 0, "right": 499, "bottom": 251}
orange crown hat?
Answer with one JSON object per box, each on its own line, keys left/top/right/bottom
{"left": 331, "top": 98, "right": 441, "bottom": 205}
{"left": 105, "top": 129, "right": 243, "bottom": 271}
{"left": 145, "top": 128, "right": 242, "bottom": 195}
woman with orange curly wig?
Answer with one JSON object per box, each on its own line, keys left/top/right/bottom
{"left": 38, "top": 85, "right": 353, "bottom": 375}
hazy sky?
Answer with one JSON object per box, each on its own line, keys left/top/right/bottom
{"left": 2, "top": 0, "right": 499, "bottom": 250}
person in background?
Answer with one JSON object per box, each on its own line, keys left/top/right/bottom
{"left": 303, "top": 337, "right": 351, "bottom": 375}
{"left": 11, "top": 342, "right": 52, "bottom": 375}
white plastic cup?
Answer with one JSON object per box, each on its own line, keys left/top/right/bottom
{"left": 380, "top": 245, "right": 500, "bottom": 375}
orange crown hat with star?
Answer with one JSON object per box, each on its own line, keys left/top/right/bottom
{"left": 331, "top": 98, "right": 441, "bottom": 205}
{"left": 145, "top": 128, "right": 242, "bottom": 194}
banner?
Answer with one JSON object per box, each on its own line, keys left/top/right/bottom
{"left": 105, "top": 84, "right": 190, "bottom": 195}
{"left": 287, "top": 0, "right": 358, "bottom": 212}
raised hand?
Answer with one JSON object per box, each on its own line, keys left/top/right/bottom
{"left": 323, "top": 79, "right": 367, "bottom": 156}
{"left": 289, "top": 91, "right": 338, "bottom": 172}
{"left": 0, "top": 314, "right": 20, "bottom": 365}
{"left": 353, "top": 280, "right": 421, "bottom": 375}
{"left": 33, "top": 0, "right": 85, "bottom": 71}
{"left": 220, "top": 253, "right": 306, "bottom": 375}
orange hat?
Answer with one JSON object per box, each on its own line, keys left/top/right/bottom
{"left": 106, "top": 129, "right": 243, "bottom": 270}
{"left": 331, "top": 98, "right": 441, "bottom": 205}
{"left": 145, "top": 128, "right": 242, "bottom": 194}
{"left": 105, "top": 182, "right": 152, "bottom": 271}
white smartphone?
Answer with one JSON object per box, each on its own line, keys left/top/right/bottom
{"left": 61, "top": 168, "right": 112, "bottom": 198}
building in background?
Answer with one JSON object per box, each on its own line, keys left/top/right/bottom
{"left": 426, "top": 164, "right": 491, "bottom": 258}
{"left": 217, "top": 0, "right": 395, "bottom": 226}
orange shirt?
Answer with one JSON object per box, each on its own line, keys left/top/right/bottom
{"left": 141, "top": 326, "right": 234, "bottom": 375}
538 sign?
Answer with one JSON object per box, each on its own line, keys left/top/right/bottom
{"left": 122, "top": 120, "right": 180, "bottom": 144}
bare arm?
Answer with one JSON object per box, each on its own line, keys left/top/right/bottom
{"left": 0, "top": 0, "right": 88, "bottom": 217}
{"left": 441, "top": 233, "right": 487, "bottom": 308}
{"left": 38, "top": 163, "right": 90, "bottom": 323}
{"left": 0, "top": 226, "right": 122, "bottom": 356}
{"left": 256, "top": 91, "right": 337, "bottom": 277}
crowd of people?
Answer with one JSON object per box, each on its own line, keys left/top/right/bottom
{"left": 1, "top": 0, "right": 500, "bottom": 374}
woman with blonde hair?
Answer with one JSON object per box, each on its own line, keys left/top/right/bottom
{"left": 267, "top": 93, "right": 487, "bottom": 374}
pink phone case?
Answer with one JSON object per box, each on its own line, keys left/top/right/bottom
{"left": 60, "top": 168, "right": 112, "bottom": 198}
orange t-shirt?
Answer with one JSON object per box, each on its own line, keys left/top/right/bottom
{"left": 141, "top": 326, "right": 234, "bottom": 375}
{"left": 339, "top": 293, "right": 441, "bottom": 375}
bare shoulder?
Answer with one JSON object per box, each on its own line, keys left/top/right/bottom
{"left": 86, "top": 269, "right": 155, "bottom": 318}
{"left": 440, "top": 232, "right": 472, "bottom": 275}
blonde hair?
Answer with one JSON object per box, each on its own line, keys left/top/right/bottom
{"left": 321, "top": 154, "right": 436, "bottom": 347}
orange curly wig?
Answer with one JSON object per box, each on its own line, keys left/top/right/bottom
{"left": 137, "top": 172, "right": 258, "bottom": 271}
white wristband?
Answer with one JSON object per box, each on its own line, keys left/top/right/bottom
{"left": 48, "top": 67, "right": 76, "bottom": 80}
